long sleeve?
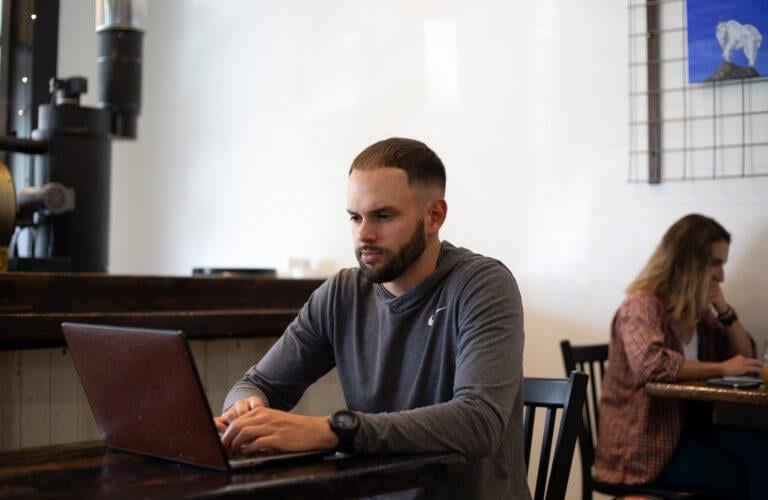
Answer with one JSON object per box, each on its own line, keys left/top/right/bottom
{"left": 618, "top": 296, "right": 684, "bottom": 384}
{"left": 353, "top": 261, "right": 524, "bottom": 459}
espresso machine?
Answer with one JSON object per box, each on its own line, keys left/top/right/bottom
{"left": 0, "top": 0, "right": 145, "bottom": 272}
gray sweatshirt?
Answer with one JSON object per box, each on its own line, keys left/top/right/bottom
{"left": 224, "top": 242, "right": 530, "bottom": 499}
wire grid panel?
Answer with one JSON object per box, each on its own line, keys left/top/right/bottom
{"left": 628, "top": 0, "right": 768, "bottom": 183}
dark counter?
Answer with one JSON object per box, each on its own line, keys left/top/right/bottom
{"left": 0, "top": 273, "right": 324, "bottom": 350}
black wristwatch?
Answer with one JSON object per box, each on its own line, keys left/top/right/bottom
{"left": 717, "top": 306, "right": 738, "bottom": 327}
{"left": 328, "top": 410, "right": 359, "bottom": 453}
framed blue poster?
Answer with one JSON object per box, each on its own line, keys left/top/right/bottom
{"left": 687, "top": 0, "right": 768, "bottom": 83}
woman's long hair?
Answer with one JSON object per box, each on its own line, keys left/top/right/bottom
{"left": 627, "top": 214, "right": 730, "bottom": 325}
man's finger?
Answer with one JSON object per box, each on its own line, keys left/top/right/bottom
{"left": 223, "top": 401, "right": 249, "bottom": 423}
{"left": 241, "top": 436, "right": 278, "bottom": 455}
{"left": 230, "top": 424, "right": 268, "bottom": 452}
{"left": 214, "top": 418, "right": 228, "bottom": 434}
{"left": 248, "top": 396, "right": 264, "bottom": 409}
{"left": 220, "top": 421, "right": 241, "bottom": 449}
{"left": 234, "top": 400, "right": 251, "bottom": 417}
{"left": 220, "top": 406, "right": 239, "bottom": 423}
{"left": 221, "top": 414, "right": 258, "bottom": 449}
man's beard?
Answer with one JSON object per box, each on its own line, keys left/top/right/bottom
{"left": 356, "top": 219, "right": 426, "bottom": 284}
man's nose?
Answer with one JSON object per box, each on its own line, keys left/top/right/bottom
{"left": 714, "top": 268, "right": 725, "bottom": 282}
{"left": 357, "top": 219, "right": 376, "bottom": 242}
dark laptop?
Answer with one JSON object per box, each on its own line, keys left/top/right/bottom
{"left": 61, "top": 322, "right": 333, "bottom": 471}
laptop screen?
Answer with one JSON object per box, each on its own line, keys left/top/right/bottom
{"left": 62, "top": 323, "right": 229, "bottom": 470}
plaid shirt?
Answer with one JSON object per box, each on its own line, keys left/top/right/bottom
{"left": 593, "top": 293, "right": 738, "bottom": 485}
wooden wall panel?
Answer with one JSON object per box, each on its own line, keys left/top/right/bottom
{"left": 49, "top": 348, "right": 79, "bottom": 445}
{"left": 20, "top": 350, "right": 50, "bottom": 448}
{"left": 0, "top": 351, "right": 21, "bottom": 449}
{"left": 225, "top": 339, "right": 258, "bottom": 403}
{"left": 76, "top": 382, "right": 99, "bottom": 442}
{"left": 189, "top": 341, "right": 208, "bottom": 390}
{"left": 293, "top": 369, "right": 346, "bottom": 417}
{"left": 202, "top": 340, "right": 231, "bottom": 415}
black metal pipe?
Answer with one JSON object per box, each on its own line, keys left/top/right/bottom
{"left": 0, "top": 135, "right": 48, "bottom": 154}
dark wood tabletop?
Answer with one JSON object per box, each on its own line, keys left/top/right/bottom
{"left": 0, "top": 442, "right": 468, "bottom": 499}
{"left": 646, "top": 380, "right": 768, "bottom": 406}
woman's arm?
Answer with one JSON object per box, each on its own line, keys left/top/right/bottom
{"left": 710, "top": 283, "right": 754, "bottom": 357}
{"left": 720, "top": 319, "right": 754, "bottom": 357}
{"left": 676, "top": 356, "right": 762, "bottom": 380}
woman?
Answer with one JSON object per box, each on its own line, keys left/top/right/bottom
{"left": 594, "top": 214, "right": 767, "bottom": 499}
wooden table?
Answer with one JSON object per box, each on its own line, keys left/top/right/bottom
{"left": 0, "top": 442, "right": 468, "bottom": 499}
{"left": 646, "top": 381, "right": 768, "bottom": 406}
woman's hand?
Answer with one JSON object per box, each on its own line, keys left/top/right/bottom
{"left": 708, "top": 282, "right": 729, "bottom": 315}
{"left": 719, "top": 355, "right": 762, "bottom": 377}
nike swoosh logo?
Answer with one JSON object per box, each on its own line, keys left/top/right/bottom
{"left": 427, "top": 306, "right": 448, "bottom": 326}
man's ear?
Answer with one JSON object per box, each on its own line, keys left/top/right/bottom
{"left": 425, "top": 199, "right": 447, "bottom": 233}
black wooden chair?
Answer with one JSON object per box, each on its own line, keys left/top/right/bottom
{"left": 560, "top": 340, "right": 714, "bottom": 500}
{"left": 523, "top": 370, "right": 588, "bottom": 500}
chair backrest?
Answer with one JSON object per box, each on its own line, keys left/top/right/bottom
{"left": 523, "top": 370, "right": 588, "bottom": 500}
{"left": 560, "top": 340, "right": 609, "bottom": 500}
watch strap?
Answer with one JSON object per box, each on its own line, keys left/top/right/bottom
{"left": 717, "top": 306, "right": 738, "bottom": 327}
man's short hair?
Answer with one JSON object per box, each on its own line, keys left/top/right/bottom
{"left": 349, "top": 138, "right": 446, "bottom": 194}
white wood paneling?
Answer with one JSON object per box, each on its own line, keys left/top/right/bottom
{"left": 0, "top": 350, "right": 21, "bottom": 449}
{"left": 20, "top": 350, "right": 50, "bottom": 448}
{"left": 225, "top": 338, "right": 258, "bottom": 403}
{"left": 189, "top": 341, "right": 207, "bottom": 388}
{"left": 75, "top": 372, "right": 100, "bottom": 442}
{"left": 49, "top": 348, "right": 80, "bottom": 445}
{"left": 293, "top": 369, "right": 346, "bottom": 416}
{"left": 202, "top": 340, "right": 231, "bottom": 415}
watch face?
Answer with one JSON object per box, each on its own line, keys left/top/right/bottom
{"left": 334, "top": 411, "right": 356, "bottom": 430}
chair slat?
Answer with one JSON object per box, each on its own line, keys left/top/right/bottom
{"left": 523, "top": 379, "right": 569, "bottom": 407}
{"left": 523, "top": 405, "right": 534, "bottom": 469}
{"left": 533, "top": 407, "right": 557, "bottom": 500}
{"left": 588, "top": 362, "right": 599, "bottom": 434}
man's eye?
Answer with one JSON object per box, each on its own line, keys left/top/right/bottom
{"left": 378, "top": 213, "right": 391, "bottom": 220}
{"left": 349, "top": 215, "right": 361, "bottom": 222}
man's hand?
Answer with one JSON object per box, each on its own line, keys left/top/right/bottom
{"left": 720, "top": 355, "right": 762, "bottom": 376}
{"left": 214, "top": 396, "right": 265, "bottom": 434}
{"left": 220, "top": 407, "right": 339, "bottom": 455}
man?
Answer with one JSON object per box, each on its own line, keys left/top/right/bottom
{"left": 215, "top": 138, "right": 529, "bottom": 499}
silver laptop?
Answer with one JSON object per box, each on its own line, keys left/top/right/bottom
{"left": 62, "top": 322, "right": 333, "bottom": 471}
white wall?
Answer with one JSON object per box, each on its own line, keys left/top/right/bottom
{"left": 63, "top": 0, "right": 767, "bottom": 364}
